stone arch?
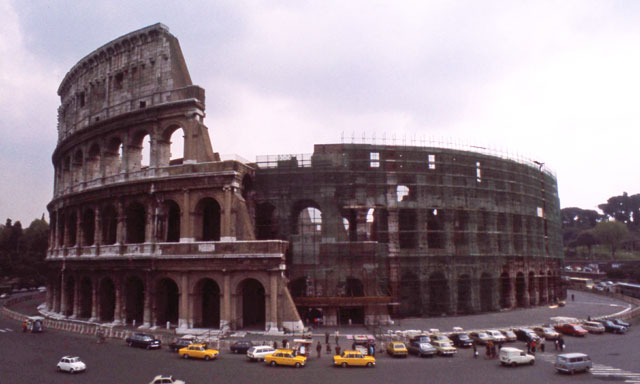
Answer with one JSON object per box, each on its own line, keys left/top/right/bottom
{"left": 129, "top": 129, "right": 151, "bottom": 171}
{"left": 237, "top": 278, "right": 265, "bottom": 329}
{"left": 104, "top": 137, "right": 123, "bottom": 176}
{"left": 289, "top": 277, "right": 307, "bottom": 297}
{"left": 64, "top": 276, "right": 75, "bottom": 316}
{"left": 256, "top": 202, "right": 279, "bottom": 240}
{"left": 340, "top": 277, "right": 365, "bottom": 324}
{"left": 82, "top": 208, "right": 95, "bottom": 246}
{"left": 428, "top": 272, "right": 450, "bottom": 316}
{"left": 480, "top": 272, "right": 493, "bottom": 312}
{"left": 399, "top": 271, "right": 422, "bottom": 316}
{"left": 155, "top": 278, "right": 179, "bottom": 326}
{"left": 162, "top": 200, "right": 181, "bottom": 242}
{"left": 78, "top": 277, "right": 92, "bottom": 318}
{"left": 193, "top": 278, "right": 221, "bottom": 328}
{"left": 528, "top": 271, "right": 536, "bottom": 306}
{"left": 124, "top": 276, "right": 144, "bottom": 325}
{"left": 125, "top": 201, "right": 146, "bottom": 244}
{"left": 345, "top": 277, "right": 365, "bottom": 297}
{"left": 158, "top": 124, "right": 185, "bottom": 167}
{"left": 99, "top": 277, "right": 115, "bottom": 322}
{"left": 86, "top": 143, "right": 101, "bottom": 180}
{"left": 500, "top": 272, "right": 511, "bottom": 309}
{"left": 457, "top": 274, "right": 472, "bottom": 314}
{"left": 515, "top": 272, "right": 526, "bottom": 307}
{"left": 194, "top": 197, "right": 221, "bottom": 241}
{"left": 291, "top": 200, "right": 322, "bottom": 235}
{"left": 101, "top": 205, "right": 118, "bottom": 245}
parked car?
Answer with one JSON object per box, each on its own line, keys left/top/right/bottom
{"left": 56, "top": 356, "right": 87, "bottom": 373}
{"left": 449, "top": 333, "right": 473, "bottom": 348}
{"left": 230, "top": 340, "right": 253, "bottom": 354}
{"left": 554, "top": 323, "right": 588, "bottom": 337}
{"left": 148, "top": 375, "right": 185, "bottom": 384}
{"left": 386, "top": 341, "right": 408, "bottom": 357}
{"left": 469, "top": 331, "right": 493, "bottom": 345}
{"left": 431, "top": 340, "right": 456, "bottom": 356}
{"left": 407, "top": 339, "right": 437, "bottom": 357}
{"left": 596, "top": 319, "right": 627, "bottom": 334}
{"left": 555, "top": 353, "right": 592, "bottom": 374}
{"left": 611, "top": 318, "right": 630, "bottom": 328}
{"left": 582, "top": 321, "right": 605, "bottom": 334}
{"left": 169, "top": 336, "right": 195, "bottom": 352}
{"left": 178, "top": 344, "right": 219, "bottom": 360}
{"left": 264, "top": 349, "right": 306, "bottom": 367}
{"left": 501, "top": 330, "right": 517, "bottom": 342}
{"left": 532, "top": 326, "right": 560, "bottom": 340}
{"left": 513, "top": 328, "right": 541, "bottom": 343}
{"left": 499, "top": 347, "right": 535, "bottom": 367}
{"left": 247, "top": 345, "right": 276, "bottom": 361}
{"left": 333, "top": 350, "right": 376, "bottom": 367}
{"left": 429, "top": 334, "right": 453, "bottom": 343}
{"left": 486, "top": 330, "right": 506, "bottom": 343}
{"left": 126, "top": 333, "right": 161, "bottom": 349}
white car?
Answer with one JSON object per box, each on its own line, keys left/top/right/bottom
{"left": 499, "top": 347, "right": 535, "bottom": 367}
{"left": 247, "top": 345, "right": 276, "bottom": 361}
{"left": 486, "top": 330, "right": 507, "bottom": 343}
{"left": 148, "top": 375, "right": 186, "bottom": 384}
{"left": 56, "top": 356, "right": 86, "bottom": 373}
{"left": 582, "top": 321, "right": 605, "bottom": 334}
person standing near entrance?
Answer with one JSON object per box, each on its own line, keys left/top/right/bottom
{"left": 316, "top": 341, "right": 322, "bottom": 358}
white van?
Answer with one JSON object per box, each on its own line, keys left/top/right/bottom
{"left": 499, "top": 347, "right": 535, "bottom": 367}
{"left": 247, "top": 345, "right": 276, "bottom": 361}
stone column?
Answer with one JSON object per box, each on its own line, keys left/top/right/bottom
{"left": 142, "top": 273, "right": 152, "bottom": 328}
{"left": 181, "top": 189, "right": 193, "bottom": 242}
{"left": 94, "top": 207, "right": 102, "bottom": 247}
{"left": 89, "top": 280, "right": 99, "bottom": 322}
{"left": 178, "top": 273, "right": 189, "bottom": 330}
{"left": 53, "top": 284, "right": 61, "bottom": 313}
{"left": 221, "top": 185, "right": 235, "bottom": 241}
{"left": 113, "top": 277, "right": 122, "bottom": 325}
{"left": 116, "top": 201, "right": 125, "bottom": 244}
{"left": 145, "top": 200, "right": 154, "bottom": 243}
{"left": 221, "top": 273, "right": 231, "bottom": 331}
{"left": 267, "top": 272, "right": 278, "bottom": 332}
{"left": 71, "top": 277, "right": 80, "bottom": 318}
{"left": 76, "top": 210, "right": 84, "bottom": 248}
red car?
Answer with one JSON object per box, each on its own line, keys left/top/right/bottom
{"left": 554, "top": 323, "right": 588, "bottom": 337}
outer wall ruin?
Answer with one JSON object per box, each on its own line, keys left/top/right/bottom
{"left": 45, "top": 24, "right": 565, "bottom": 332}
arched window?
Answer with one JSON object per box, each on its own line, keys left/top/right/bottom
{"left": 140, "top": 134, "right": 151, "bottom": 168}
{"left": 195, "top": 198, "right": 221, "bottom": 241}
{"left": 125, "top": 202, "right": 146, "bottom": 244}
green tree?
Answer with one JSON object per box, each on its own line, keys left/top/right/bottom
{"left": 575, "top": 230, "right": 598, "bottom": 257}
{"left": 598, "top": 192, "right": 640, "bottom": 228}
{"left": 592, "top": 221, "right": 629, "bottom": 258}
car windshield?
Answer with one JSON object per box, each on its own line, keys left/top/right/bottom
{"left": 478, "top": 333, "right": 488, "bottom": 337}
{"left": 440, "top": 342, "right": 452, "bottom": 348}
{"left": 458, "top": 334, "right": 470, "bottom": 340}
{"left": 419, "top": 343, "right": 432, "bottom": 349}
{"left": 573, "top": 325, "right": 586, "bottom": 331}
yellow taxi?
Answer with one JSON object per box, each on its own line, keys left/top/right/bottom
{"left": 264, "top": 349, "right": 306, "bottom": 368}
{"left": 178, "top": 344, "right": 219, "bottom": 360}
{"left": 386, "top": 341, "right": 408, "bottom": 357}
{"left": 333, "top": 350, "right": 375, "bottom": 368}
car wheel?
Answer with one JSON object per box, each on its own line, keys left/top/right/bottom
{"left": 511, "top": 362, "right": 517, "bottom": 368}
{"left": 341, "top": 362, "right": 347, "bottom": 368}
{"left": 367, "top": 362, "right": 373, "bottom": 368}
{"left": 56, "top": 366, "right": 61, "bottom": 372}
{"left": 182, "top": 354, "right": 189, "bottom": 359}
{"left": 69, "top": 368, "right": 75, "bottom": 374}
{"left": 270, "top": 361, "right": 276, "bottom": 367}
{"left": 205, "top": 355, "right": 211, "bottom": 361}
{"left": 570, "top": 369, "right": 574, "bottom": 375}
{"left": 530, "top": 360, "right": 535, "bottom": 365}
{"left": 128, "top": 342, "right": 133, "bottom": 347}
{"left": 295, "top": 362, "right": 301, "bottom": 368}
{"left": 146, "top": 345, "right": 150, "bottom": 350}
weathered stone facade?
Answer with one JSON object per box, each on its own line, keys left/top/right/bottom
{"left": 46, "top": 24, "right": 564, "bottom": 332}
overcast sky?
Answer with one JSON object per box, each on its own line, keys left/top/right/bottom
{"left": 1, "top": 0, "right": 638, "bottom": 224}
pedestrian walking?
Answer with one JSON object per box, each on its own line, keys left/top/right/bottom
{"left": 531, "top": 340, "right": 536, "bottom": 355}
{"left": 22, "top": 320, "right": 27, "bottom": 333}
{"left": 316, "top": 341, "right": 322, "bottom": 358}
{"left": 559, "top": 337, "right": 565, "bottom": 351}
{"left": 571, "top": 294, "right": 575, "bottom": 301}
{"left": 352, "top": 341, "right": 356, "bottom": 350}
{"left": 473, "top": 342, "right": 478, "bottom": 358}
{"left": 335, "top": 344, "right": 341, "bottom": 356}
{"left": 273, "top": 340, "right": 278, "bottom": 349}
{"left": 526, "top": 340, "right": 531, "bottom": 354}
{"left": 540, "top": 340, "right": 545, "bottom": 353}
{"left": 554, "top": 339, "right": 559, "bottom": 351}
{"left": 485, "top": 343, "right": 490, "bottom": 358}
{"left": 325, "top": 332, "right": 329, "bottom": 344}
{"left": 335, "top": 330, "right": 339, "bottom": 345}
{"left": 326, "top": 343, "right": 331, "bottom": 354}
{"left": 282, "top": 338, "right": 288, "bottom": 348}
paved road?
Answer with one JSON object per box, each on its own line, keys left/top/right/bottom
{"left": 1, "top": 312, "right": 638, "bottom": 384}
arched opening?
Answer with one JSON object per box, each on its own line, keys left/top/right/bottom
{"left": 256, "top": 202, "right": 278, "bottom": 240}
{"left": 339, "top": 277, "right": 365, "bottom": 324}
{"left": 125, "top": 202, "right": 146, "bottom": 244}
{"left": 500, "top": 272, "right": 511, "bottom": 309}
{"left": 538, "top": 271, "right": 547, "bottom": 304}
{"left": 428, "top": 272, "right": 450, "bottom": 316}
{"left": 457, "top": 274, "right": 472, "bottom": 314}
{"left": 73, "top": 149, "right": 83, "bottom": 184}
{"left": 86, "top": 143, "right": 101, "bottom": 181}
{"left": 125, "top": 276, "right": 144, "bottom": 325}
{"left": 480, "top": 272, "right": 493, "bottom": 312}
{"left": 82, "top": 209, "right": 95, "bottom": 246}
{"left": 296, "top": 207, "right": 322, "bottom": 236}
{"left": 141, "top": 134, "right": 151, "bottom": 168}
{"left": 194, "top": 278, "right": 220, "bottom": 328}
{"left": 400, "top": 271, "right": 422, "bottom": 316}
{"left": 515, "top": 272, "right": 526, "bottom": 307}
{"left": 64, "top": 276, "right": 75, "bottom": 316}
{"left": 239, "top": 279, "right": 265, "bottom": 329}
{"left": 99, "top": 278, "right": 115, "bottom": 322}
{"left": 67, "top": 212, "right": 77, "bottom": 247}
{"left": 129, "top": 131, "right": 151, "bottom": 171}
{"left": 158, "top": 126, "right": 185, "bottom": 167}
{"left": 528, "top": 271, "right": 536, "bottom": 306}
{"left": 396, "top": 185, "right": 410, "bottom": 202}
{"left": 104, "top": 137, "right": 123, "bottom": 176}
{"left": 163, "top": 200, "right": 181, "bottom": 242}
{"left": 101, "top": 205, "right": 118, "bottom": 245}
{"left": 195, "top": 198, "right": 221, "bottom": 241}
{"left": 289, "top": 277, "right": 308, "bottom": 297}
{"left": 78, "top": 277, "right": 92, "bottom": 318}
{"left": 156, "top": 278, "right": 179, "bottom": 326}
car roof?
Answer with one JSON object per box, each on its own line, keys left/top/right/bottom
{"left": 500, "top": 347, "right": 522, "bottom": 353}
{"left": 558, "top": 352, "right": 589, "bottom": 358}
{"left": 274, "top": 349, "right": 295, "bottom": 353}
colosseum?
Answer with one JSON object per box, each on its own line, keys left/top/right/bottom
{"left": 44, "top": 23, "right": 565, "bottom": 332}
